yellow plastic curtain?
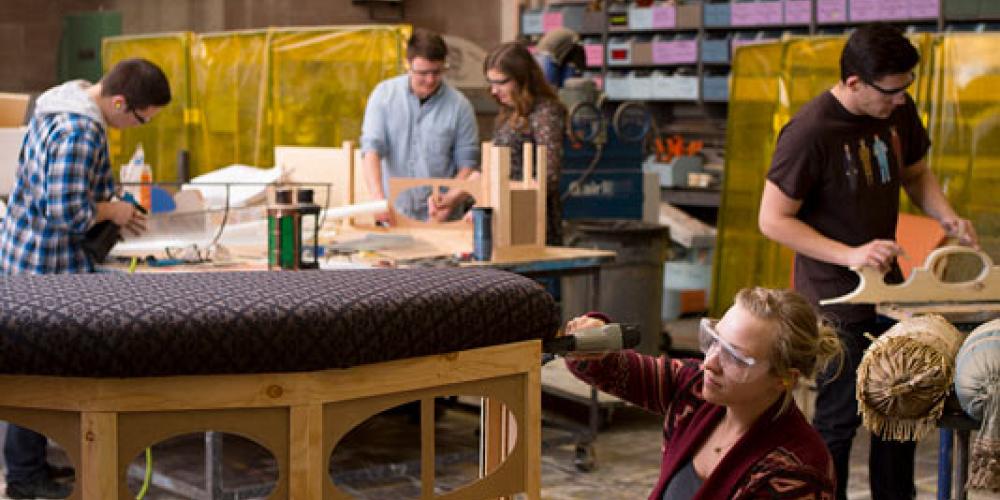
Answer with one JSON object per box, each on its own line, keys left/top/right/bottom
{"left": 712, "top": 33, "right": 997, "bottom": 315}
{"left": 103, "top": 25, "right": 410, "bottom": 181}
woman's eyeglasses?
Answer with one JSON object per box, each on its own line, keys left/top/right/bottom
{"left": 698, "top": 318, "right": 766, "bottom": 383}
{"left": 486, "top": 76, "right": 512, "bottom": 86}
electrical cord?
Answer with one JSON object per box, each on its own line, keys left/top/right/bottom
{"left": 135, "top": 448, "right": 153, "bottom": 499}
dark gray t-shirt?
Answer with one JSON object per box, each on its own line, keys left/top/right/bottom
{"left": 661, "top": 459, "right": 703, "bottom": 499}
{"left": 767, "top": 91, "right": 930, "bottom": 324}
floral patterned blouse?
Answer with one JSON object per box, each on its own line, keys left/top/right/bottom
{"left": 492, "top": 97, "right": 567, "bottom": 245}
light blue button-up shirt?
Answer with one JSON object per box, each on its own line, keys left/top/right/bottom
{"left": 360, "top": 74, "right": 480, "bottom": 219}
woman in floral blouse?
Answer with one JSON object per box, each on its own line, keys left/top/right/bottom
{"left": 484, "top": 42, "right": 567, "bottom": 245}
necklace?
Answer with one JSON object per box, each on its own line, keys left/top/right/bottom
{"left": 712, "top": 441, "right": 733, "bottom": 454}
{"left": 710, "top": 429, "right": 740, "bottom": 454}
{"left": 711, "top": 417, "right": 744, "bottom": 454}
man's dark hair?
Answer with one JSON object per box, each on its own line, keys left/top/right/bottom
{"left": 406, "top": 28, "right": 448, "bottom": 62}
{"left": 100, "top": 58, "right": 172, "bottom": 109}
{"left": 840, "top": 23, "right": 920, "bottom": 83}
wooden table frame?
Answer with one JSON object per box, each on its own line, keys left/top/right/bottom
{"left": 0, "top": 341, "right": 542, "bottom": 499}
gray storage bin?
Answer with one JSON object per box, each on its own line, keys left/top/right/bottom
{"left": 522, "top": 9, "right": 544, "bottom": 35}
{"left": 560, "top": 4, "right": 586, "bottom": 32}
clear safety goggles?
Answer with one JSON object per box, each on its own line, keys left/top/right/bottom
{"left": 699, "top": 318, "right": 767, "bottom": 383}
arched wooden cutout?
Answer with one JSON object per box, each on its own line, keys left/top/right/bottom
{"left": 821, "top": 246, "right": 1000, "bottom": 306}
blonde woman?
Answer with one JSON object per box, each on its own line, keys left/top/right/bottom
{"left": 566, "top": 287, "right": 841, "bottom": 499}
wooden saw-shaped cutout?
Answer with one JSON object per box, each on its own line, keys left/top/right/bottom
{"left": 821, "top": 245, "right": 1000, "bottom": 306}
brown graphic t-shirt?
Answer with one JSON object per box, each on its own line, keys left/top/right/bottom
{"left": 767, "top": 91, "right": 930, "bottom": 325}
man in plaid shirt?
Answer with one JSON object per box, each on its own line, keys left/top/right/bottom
{"left": 0, "top": 58, "right": 170, "bottom": 499}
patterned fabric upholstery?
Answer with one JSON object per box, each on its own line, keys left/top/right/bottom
{"left": 0, "top": 269, "right": 559, "bottom": 378}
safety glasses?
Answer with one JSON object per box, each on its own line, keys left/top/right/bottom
{"left": 865, "top": 72, "right": 915, "bottom": 96}
{"left": 409, "top": 63, "right": 449, "bottom": 78}
{"left": 699, "top": 318, "right": 765, "bottom": 383}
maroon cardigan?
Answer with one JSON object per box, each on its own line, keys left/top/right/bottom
{"left": 566, "top": 351, "right": 835, "bottom": 499}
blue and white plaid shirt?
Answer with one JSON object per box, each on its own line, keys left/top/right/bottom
{"left": 0, "top": 112, "right": 114, "bottom": 274}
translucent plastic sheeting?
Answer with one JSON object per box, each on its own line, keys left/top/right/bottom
{"left": 103, "top": 25, "right": 410, "bottom": 181}
{"left": 712, "top": 33, "right": 997, "bottom": 316}
{"left": 102, "top": 33, "right": 192, "bottom": 183}
{"left": 269, "top": 26, "right": 410, "bottom": 155}
{"left": 190, "top": 30, "right": 270, "bottom": 176}
{"left": 923, "top": 35, "right": 1000, "bottom": 249}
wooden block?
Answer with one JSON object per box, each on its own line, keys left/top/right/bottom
{"left": 659, "top": 202, "right": 715, "bottom": 249}
{"left": 510, "top": 190, "right": 538, "bottom": 246}
{"left": 274, "top": 142, "right": 353, "bottom": 210}
{"left": 81, "top": 412, "right": 117, "bottom": 500}
{"left": 0, "top": 92, "right": 29, "bottom": 127}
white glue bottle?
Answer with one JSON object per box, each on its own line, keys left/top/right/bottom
{"left": 121, "top": 144, "right": 152, "bottom": 211}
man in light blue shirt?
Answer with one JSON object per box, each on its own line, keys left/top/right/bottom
{"left": 361, "top": 28, "right": 480, "bottom": 223}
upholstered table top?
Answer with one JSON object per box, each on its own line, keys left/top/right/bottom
{"left": 0, "top": 269, "right": 559, "bottom": 378}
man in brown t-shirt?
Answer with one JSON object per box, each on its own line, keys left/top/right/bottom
{"left": 758, "top": 24, "right": 978, "bottom": 500}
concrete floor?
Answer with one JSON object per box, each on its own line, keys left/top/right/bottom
{"left": 0, "top": 394, "right": 991, "bottom": 499}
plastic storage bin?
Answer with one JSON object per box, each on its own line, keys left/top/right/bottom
{"left": 605, "top": 71, "right": 631, "bottom": 99}
{"left": 702, "top": 72, "right": 730, "bottom": 101}
{"left": 701, "top": 34, "right": 731, "bottom": 63}
{"left": 911, "top": 0, "right": 940, "bottom": 19}
{"left": 522, "top": 9, "right": 544, "bottom": 35}
{"left": 732, "top": 0, "right": 784, "bottom": 27}
{"left": 583, "top": 37, "right": 604, "bottom": 67}
{"left": 817, "top": 0, "right": 848, "bottom": 23}
{"left": 676, "top": 1, "right": 704, "bottom": 28}
{"left": 629, "top": 4, "right": 655, "bottom": 29}
{"left": 784, "top": 0, "right": 812, "bottom": 24}
{"left": 607, "top": 37, "right": 632, "bottom": 66}
{"left": 652, "top": 1, "right": 678, "bottom": 28}
{"left": 704, "top": 1, "right": 732, "bottom": 27}
{"left": 653, "top": 33, "right": 699, "bottom": 65}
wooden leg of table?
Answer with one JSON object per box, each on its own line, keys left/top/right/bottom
{"left": 81, "top": 412, "right": 117, "bottom": 500}
{"left": 524, "top": 367, "right": 542, "bottom": 500}
{"left": 481, "top": 397, "right": 515, "bottom": 500}
{"left": 481, "top": 397, "right": 504, "bottom": 477}
{"left": 290, "top": 404, "right": 325, "bottom": 499}
{"left": 421, "top": 398, "right": 436, "bottom": 498}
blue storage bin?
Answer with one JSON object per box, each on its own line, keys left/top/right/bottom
{"left": 704, "top": 2, "right": 732, "bottom": 27}
{"left": 701, "top": 36, "right": 730, "bottom": 63}
{"left": 703, "top": 73, "right": 730, "bottom": 102}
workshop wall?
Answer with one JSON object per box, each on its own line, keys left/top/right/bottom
{"left": 0, "top": 0, "right": 107, "bottom": 93}
{"left": 0, "top": 0, "right": 512, "bottom": 94}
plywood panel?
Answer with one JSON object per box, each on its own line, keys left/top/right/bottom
{"left": 274, "top": 142, "right": 353, "bottom": 209}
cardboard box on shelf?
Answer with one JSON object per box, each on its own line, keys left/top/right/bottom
{"left": 0, "top": 93, "right": 30, "bottom": 127}
{"left": 0, "top": 93, "right": 30, "bottom": 196}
